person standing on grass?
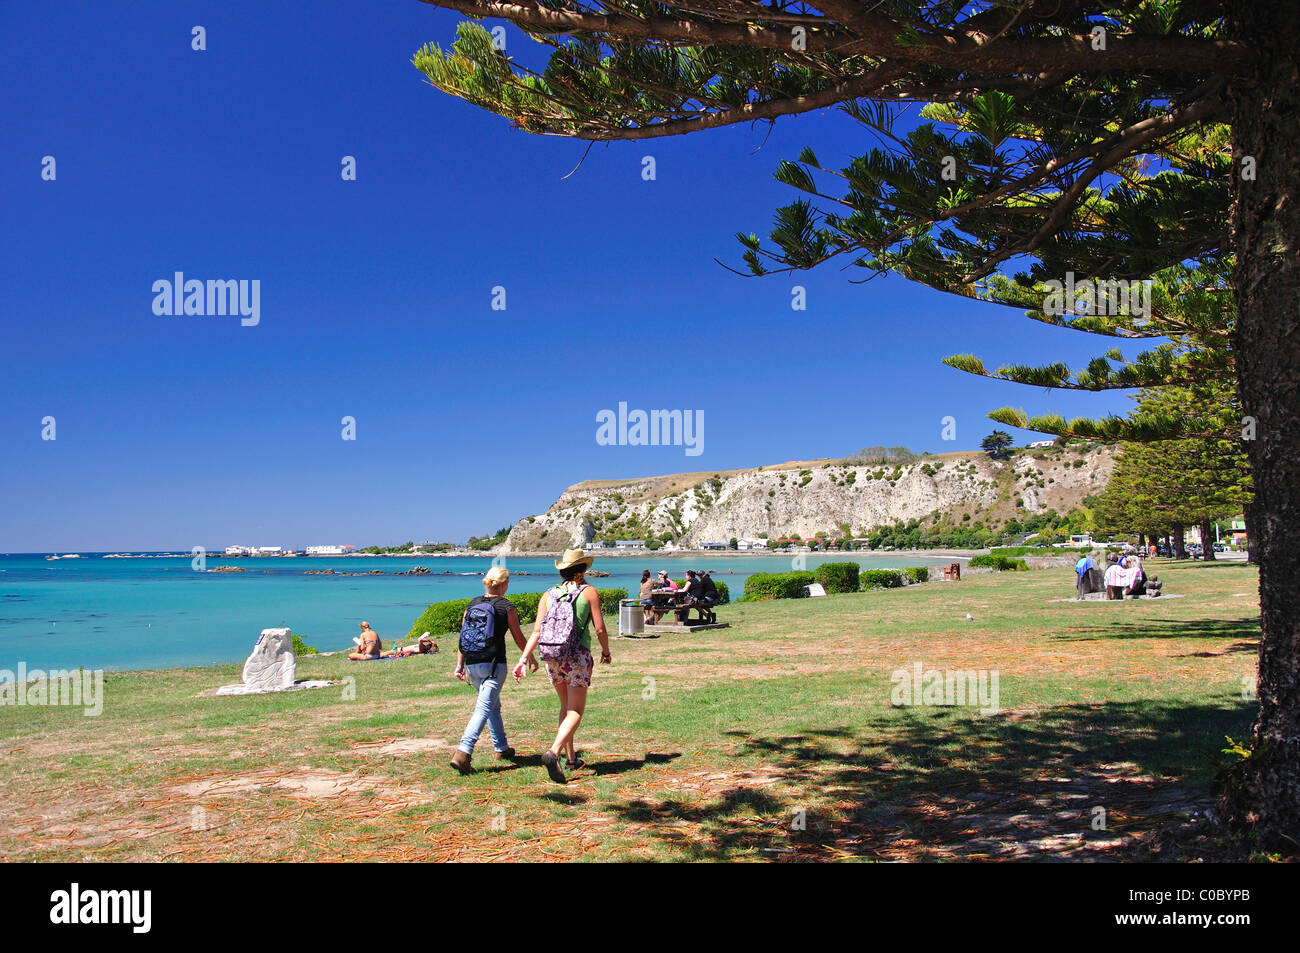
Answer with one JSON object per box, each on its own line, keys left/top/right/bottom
{"left": 512, "top": 548, "right": 611, "bottom": 784}
{"left": 449, "top": 566, "right": 535, "bottom": 775}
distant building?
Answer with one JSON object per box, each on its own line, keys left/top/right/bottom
{"left": 737, "top": 538, "right": 766, "bottom": 551}
{"left": 615, "top": 539, "right": 645, "bottom": 549}
{"left": 256, "top": 546, "right": 283, "bottom": 555}
{"left": 700, "top": 540, "right": 728, "bottom": 550}
{"left": 224, "top": 545, "right": 254, "bottom": 556}
{"left": 1028, "top": 440, "right": 1055, "bottom": 448}
{"left": 307, "top": 545, "right": 355, "bottom": 555}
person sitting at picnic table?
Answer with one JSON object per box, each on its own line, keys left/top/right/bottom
{"left": 674, "top": 570, "right": 703, "bottom": 622}
{"left": 638, "top": 570, "right": 656, "bottom": 624}
{"left": 647, "top": 571, "right": 677, "bottom": 624}
{"left": 697, "top": 570, "right": 718, "bottom": 611}
{"left": 348, "top": 621, "right": 382, "bottom": 659}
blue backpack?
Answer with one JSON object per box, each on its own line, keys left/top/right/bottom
{"left": 459, "top": 599, "right": 498, "bottom": 657}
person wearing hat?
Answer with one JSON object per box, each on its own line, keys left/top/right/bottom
{"left": 647, "top": 570, "right": 678, "bottom": 625}
{"left": 512, "top": 549, "right": 612, "bottom": 783}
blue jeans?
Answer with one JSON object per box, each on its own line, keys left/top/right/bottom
{"left": 458, "top": 662, "right": 508, "bottom": 754}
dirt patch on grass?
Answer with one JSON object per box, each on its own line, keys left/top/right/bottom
{"left": 172, "top": 767, "right": 427, "bottom": 803}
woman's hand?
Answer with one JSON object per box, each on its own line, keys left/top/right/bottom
{"left": 512, "top": 660, "right": 527, "bottom": 682}
{"left": 526, "top": 655, "right": 539, "bottom": 673}
{"left": 454, "top": 665, "right": 467, "bottom": 681}
{"left": 599, "top": 650, "right": 612, "bottom": 665}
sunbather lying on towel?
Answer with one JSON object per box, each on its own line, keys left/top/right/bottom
{"left": 386, "top": 634, "right": 438, "bottom": 657}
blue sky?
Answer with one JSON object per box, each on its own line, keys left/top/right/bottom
{"left": 0, "top": 1, "right": 1138, "bottom": 551}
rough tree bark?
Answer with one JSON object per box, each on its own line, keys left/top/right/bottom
{"left": 1200, "top": 519, "right": 1217, "bottom": 561}
{"left": 1221, "top": 0, "right": 1300, "bottom": 850}
{"left": 1173, "top": 523, "right": 1187, "bottom": 560}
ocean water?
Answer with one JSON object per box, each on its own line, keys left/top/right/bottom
{"left": 0, "top": 551, "right": 955, "bottom": 672}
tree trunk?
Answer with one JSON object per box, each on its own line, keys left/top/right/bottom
{"left": 1173, "top": 524, "right": 1186, "bottom": 560}
{"left": 1200, "top": 519, "right": 1217, "bottom": 561}
{"left": 1221, "top": 0, "right": 1300, "bottom": 849}
{"left": 1244, "top": 499, "right": 1259, "bottom": 565}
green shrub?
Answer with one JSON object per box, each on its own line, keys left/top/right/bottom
{"left": 903, "top": 566, "right": 930, "bottom": 584}
{"left": 291, "top": 634, "right": 318, "bottom": 656}
{"left": 860, "top": 569, "right": 905, "bottom": 590}
{"left": 741, "top": 571, "right": 816, "bottom": 601}
{"left": 814, "top": 562, "right": 860, "bottom": 594}
{"left": 407, "top": 587, "right": 627, "bottom": 639}
{"left": 969, "top": 554, "right": 1029, "bottom": 571}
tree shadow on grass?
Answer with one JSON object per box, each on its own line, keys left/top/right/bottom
{"left": 1052, "top": 616, "right": 1260, "bottom": 643}
{"left": 605, "top": 699, "right": 1255, "bottom": 861}
{"left": 591, "top": 751, "right": 681, "bottom": 777}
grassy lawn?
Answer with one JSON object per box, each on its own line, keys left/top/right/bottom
{"left": 0, "top": 560, "right": 1263, "bottom": 861}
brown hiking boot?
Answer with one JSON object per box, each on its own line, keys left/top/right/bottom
{"left": 449, "top": 749, "right": 474, "bottom": 775}
{"left": 494, "top": 747, "right": 516, "bottom": 760}
{"left": 541, "top": 750, "right": 566, "bottom": 784}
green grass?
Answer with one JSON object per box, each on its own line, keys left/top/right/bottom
{"left": 0, "top": 559, "right": 1264, "bottom": 861}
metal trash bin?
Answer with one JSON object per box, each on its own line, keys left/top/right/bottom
{"left": 619, "top": 599, "right": 644, "bottom": 635}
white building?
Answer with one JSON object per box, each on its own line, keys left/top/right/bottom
{"left": 1027, "top": 439, "right": 1055, "bottom": 449}
{"left": 737, "top": 538, "right": 767, "bottom": 551}
{"left": 700, "top": 540, "right": 729, "bottom": 550}
{"left": 615, "top": 539, "right": 645, "bottom": 549}
{"left": 306, "top": 545, "right": 356, "bottom": 556}
{"left": 256, "top": 546, "right": 283, "bottom": 555}
{"left": 224, "top": 545, "right": 254, "bottom": 556}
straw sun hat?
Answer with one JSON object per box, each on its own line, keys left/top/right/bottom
{"left": 554, "top": 548, "right": 594, "bottom": 572}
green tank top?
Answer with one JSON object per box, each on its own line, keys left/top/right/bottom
{"left": 554, "top": 582, "right": 592, "bottom": 649}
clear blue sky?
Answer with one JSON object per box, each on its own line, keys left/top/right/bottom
{"left": 0, "top": 1, "right": 1138, "bottom": 552}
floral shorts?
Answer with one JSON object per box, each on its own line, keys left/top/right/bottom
{"left": 544, "top": 646, "right": 593, "bottom": 688}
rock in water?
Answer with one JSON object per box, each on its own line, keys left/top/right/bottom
{"left": 241, "top": 628, "right": 296, "bottom": 691}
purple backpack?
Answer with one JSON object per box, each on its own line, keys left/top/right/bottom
{"left": 537, "top": 584, "right": 587, "bottom": 663}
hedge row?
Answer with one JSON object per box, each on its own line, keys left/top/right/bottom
{"left": 968, "top": 554, "right": 1029, "bottom": 571}
{"left": 860, "top": 569, "right": 906, "bottom": 590}
{"left": 860, "top": 566, "right": 931, "bottom": 589}
{"left": 815, "top": 562, "right": 859, "bottom": 594}
{"left": 741, "top": 571, "right": 817, "bottom": 601}
{"left": 407, "top": 587, "right": 628, "bottom": 640}
{"left": 741, "top": 564, "right": 936, "bottom": 600}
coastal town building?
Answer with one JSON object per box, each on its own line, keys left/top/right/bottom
{"left": 306, "top": 545, "right": 356, "bottom": 555}
{"left": 701, "top": 540, "right": 728, "bottom": 550}
{"left": 615, "top": 539, "right": 645, "bottom": 549}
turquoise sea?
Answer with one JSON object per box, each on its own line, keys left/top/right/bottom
{"left": 0, "top": 551, "right": 955, "bottom": 672}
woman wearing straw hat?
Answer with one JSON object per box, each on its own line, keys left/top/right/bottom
{"left": 513, "top": 548, "right": 611, "bottom": 783}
